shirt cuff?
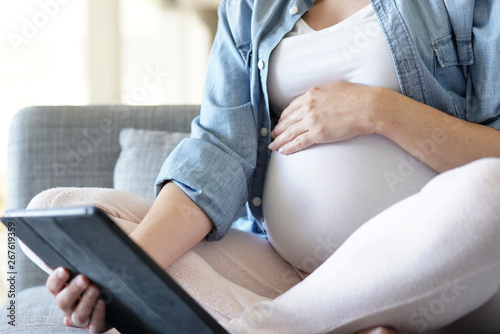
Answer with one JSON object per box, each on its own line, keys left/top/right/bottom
{"left": 155, "top": 138, "right": 248, "bottom": 241}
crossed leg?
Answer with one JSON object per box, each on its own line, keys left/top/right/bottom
{"left": 227, "top": 158, "right": 500, "bottom": 333}
{"left": 22, "top": 158, "right": 500, "bottom": 333}
{"left": 22, "top": 187, "right": 304, "bottom": 325}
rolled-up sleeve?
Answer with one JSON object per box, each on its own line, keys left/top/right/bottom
{"left": 468, "top": 1, "right": 500, "bottom": 130}
{"left": 155, "top": 0, "right": 258, "bottom": 241}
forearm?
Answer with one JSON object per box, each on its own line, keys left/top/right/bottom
{"left": 129, "top": 182, "right": 213, "bottom": 269}
{"left": 371, "top": 87, "right": 500, "bottom": 173}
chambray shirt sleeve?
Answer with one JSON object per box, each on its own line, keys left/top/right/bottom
{"left": 155, "top": 0, "right": 258, "bottom": 241}
{"left": 469, "top": 2, "right": 500, "bottom": 130}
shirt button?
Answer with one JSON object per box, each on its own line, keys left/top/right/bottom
{"left": 260, "top": 127, "right": 268, "bottom": 137}
{"left": 258, "top": 59, "right": 265, "bottom": 70}
{"left": 252, "top": 197, "right": 262, "bottom": 207}
{"left": 289, "top": 6, "right": 299, "bottom": 15}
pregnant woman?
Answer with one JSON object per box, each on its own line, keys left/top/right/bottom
{"left": 26, "top": 0, "right": 500, "bottom": 333}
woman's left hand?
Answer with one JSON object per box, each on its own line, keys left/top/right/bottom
{"left": 269, "top": 81, "right": 377, "bottom": 155}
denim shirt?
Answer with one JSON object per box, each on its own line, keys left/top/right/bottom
{"left": 156, "top": 0, "right": 500, "bottom": 241}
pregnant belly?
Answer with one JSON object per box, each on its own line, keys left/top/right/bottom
{"left": 262, "top": 134, "right": 438, "bottom": 273}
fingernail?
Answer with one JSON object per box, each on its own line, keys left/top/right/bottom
{"left": 75, "top": 275, "right": 87, "bottom": 288}
{"left": 278, "top": 147, "right": 285, "bottom": 154}
{"left": 268, "top": 143, "right": 275, "bottom": 150}
{"left": 86, "top": 287, "right": 98, "bottom": 298}
{"left": 96, "top": 299, "right": 105, "bottom": 308}
{"left": 56, "top": 268, "right": 67, "bottom": 279}
{"left": 71, "top": 314, "right": 89, "bottom": 328}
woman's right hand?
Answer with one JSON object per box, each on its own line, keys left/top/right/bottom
{"left": 46, "top": 267, "right": 112, "bottom": 333}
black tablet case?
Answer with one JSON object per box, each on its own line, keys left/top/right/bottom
{"left": 1, "top": 206, "right": 227, "bottom": 334}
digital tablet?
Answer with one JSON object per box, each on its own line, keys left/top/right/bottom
{"left": 1, "top": 206, "right": 228, "bottom": 334}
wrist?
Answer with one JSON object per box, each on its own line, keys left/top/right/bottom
{"left": 366, "top": 86, "right": 397, "bottom": 136}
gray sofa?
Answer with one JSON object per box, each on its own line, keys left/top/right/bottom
{"left": 2, "top": 105, "right": 199, "bottom": 333}
{"left": 2, "top": 105, "right": 499, "bottom": 333}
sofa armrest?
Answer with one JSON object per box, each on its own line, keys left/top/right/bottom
{"left": 7, "top": 104, "right": 199, "bottom": 291}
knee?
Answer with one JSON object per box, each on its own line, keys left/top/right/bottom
{"left": 468, "top": 158, "right": 500, "bottom": 238}
{"left": 27, "top": 187, "right": 84, "bottom": 210}
{"left": 454, "top": 158, "right": 500, "bottom": 203}
{"left": 461, "top": 157, "right": 500, "bottom": 184}
{"left": 421, "top": 158, "right": 500, "bottom": 236}
{"left": 423, "top": 158, "right": 500, "bottom": 200}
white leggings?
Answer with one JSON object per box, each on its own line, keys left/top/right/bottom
{"left": 24, "top": 158, "right": 500, "bottom": 333}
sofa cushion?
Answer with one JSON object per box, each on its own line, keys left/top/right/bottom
{"left": 113, "top": 128, "right": 190, "bottom": 200}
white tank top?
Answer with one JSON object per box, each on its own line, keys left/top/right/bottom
{"left": 264, "top": 5, "right": 438, "bottom": 273}
{"left": 268, "top": 5, "right": 401, "bottom": 114}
